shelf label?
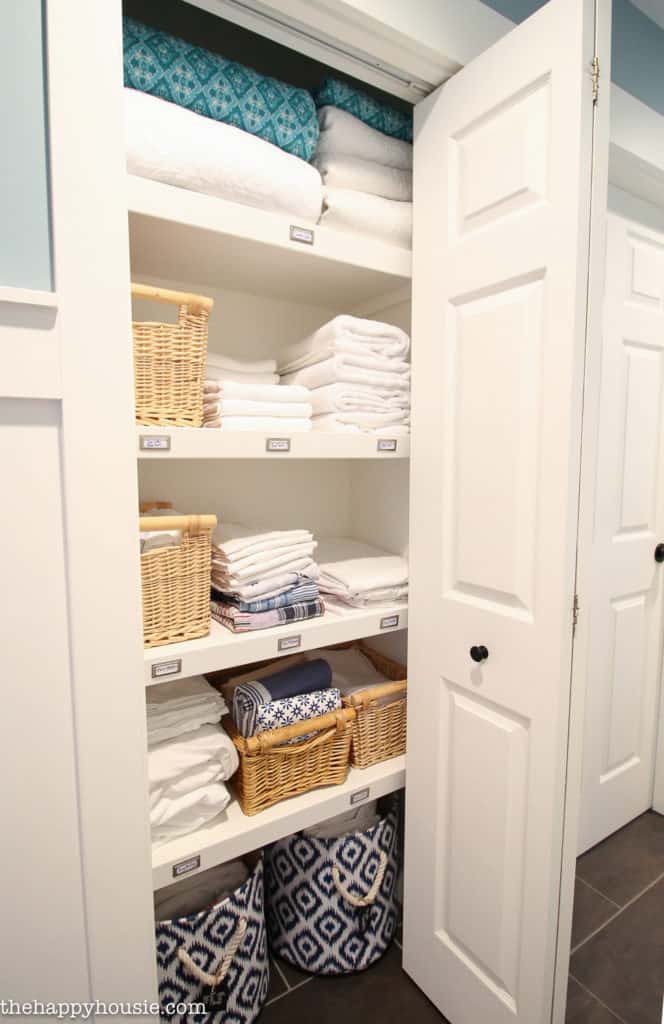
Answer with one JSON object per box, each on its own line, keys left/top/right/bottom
{"left": 350, "top": 787, "right": 371, "bottom": 806}
{"left": 290, "top": 225, "right": 314, "bottom": 246}
{"left": 377, "top": 439, "right": 398, "bottom": 452}
{"left": 266, "top": 437, "right": 291, "bottom": 453}
{"left": 380, "top": 614, "right": 400, "bottom": 630}
{"left": 139, "top": 434, "right": 171, "bottom": 451}
{"left": 151, "top": 658, "right": 182, "bottom": 680}
{"left": 173, "top": 855, "right": 200, "bottom": 878}
{"left": 278, "top": 634, "right": 301, "bottom": 652}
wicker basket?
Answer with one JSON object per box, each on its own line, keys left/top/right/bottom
{"left": 132, "top": 282, "right": 213, "bottom": 427}
{"left": 342, "top": 642, "right": 407, "bottom": 769}
{"left": 140, "top": 509, "right": 217, "bottom": 648}
{"left": 226, "top": 708, "right": 356, "bottom": 816}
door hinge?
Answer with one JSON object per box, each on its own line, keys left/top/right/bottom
{"left": 591, "top": 56, "right": 599, "bottom": 104}
{"left": 573, "top": 593, "right": 580, "bottom": 633}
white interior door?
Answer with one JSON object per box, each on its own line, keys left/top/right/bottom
{"left": 403, "top": 1, "right": 607, "bottom": 1022}
{"left": 578, "top": 188, "right": 664, "bottom": 854}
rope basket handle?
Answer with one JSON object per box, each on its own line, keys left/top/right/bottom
{"left": 332, "top": 851, "right": 388, "bottom": 909}
{"left": 177, "top": 916, "right": 247, "bottom": 988}
{"left": 132, "top": 282, "right": 214, "bottom": 317}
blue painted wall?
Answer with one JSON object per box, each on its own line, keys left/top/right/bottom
{"left": 482, "top": 0, "right": 664, "bottom": 116}
{"left": 0, "top": 1, "right": 52, "bottom": 290}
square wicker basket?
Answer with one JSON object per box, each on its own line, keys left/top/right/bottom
{"left": 341, "top": 642, "right": 407, "bottom": 769}
{"left": 132, "top": 282, "right": 213, "bottom": 428}
{"left": 225, "top": 708, "right": 356, "bottom": 816}
{"left": 140, "top": 507, "right": 217, "bottom": 648}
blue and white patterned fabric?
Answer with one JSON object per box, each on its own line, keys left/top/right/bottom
{"left": 254, "top": 688, "right": 341, "bottom": 743}
{"left": 232, "top": 659, "right": 332, "bottom": 737}
{"left": 313, "top": 77, "right": 413, "bottom": 143}
{"left": 155, "top": 858, "right": 269, "bottom": 1023}
{"left": 265, "top": 804, "right": 399, "bottom": 975}
{"left": 123, "top": 17, "right": 319, "bottom": 161}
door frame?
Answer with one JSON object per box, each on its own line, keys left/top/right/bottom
{"left": 553, "top": 81, "right": 664, "bottom": 1022}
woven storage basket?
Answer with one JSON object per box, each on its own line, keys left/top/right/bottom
{"left": 132, "top": 282, "right": 213, "bottom": 427}
{"left": 140, "top": 508, "right": 217, "bottom": 648}
{"left": 341, "top": 642, "right": 407, "bottom": 769}
{"left": 226, "top": 708, "right": 356, "bottom": 816}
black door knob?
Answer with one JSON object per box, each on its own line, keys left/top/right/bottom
{"left": 656, "top": 543, "right": 664, "bottom": 563}
{"left": 470, "top": 645, "right": 489, "bottom": 663}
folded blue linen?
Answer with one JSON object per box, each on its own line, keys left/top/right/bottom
{"left": 233, "top": 659, "right": 332, "bottom": 737}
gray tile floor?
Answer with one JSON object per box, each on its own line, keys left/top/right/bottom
{"left": 259, "top": 811, "right": 664, "bottom": 1023}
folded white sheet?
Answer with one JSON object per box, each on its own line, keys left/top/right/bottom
{"left": 146, "top": 676, "right": 228, "bottom": 745}
{"left": 281, "top": 355, "right": 410, "bottom": 392}
{"left": 316, "top": 536, "right": 408, "bottom": 606}
{"left": 203, "top": 416, "right": 312, "bottom": 432}
{"left": 154, "top": 860, "right": 250, "bottom": 921}
{"left": 148, "top": 723, "right": 239, "bottom": 795}
{"left": 213, "top": 541, "right": 318, "bottom": 585}
{"left": 213, "top": 525, "right": 313, "bottom": 559}
{"left": 312, "top": 153, "right": 412, "bottom": 201}
{"left": 221, "top": 565, "right": 320, "bottom": 602}
{"left": 204, "top": 398, "right": 313, "bottom": 419}
{"left": 125, "top": 88, "right": 324, "bottom": 223}
{"left": 309, "top": 383, "right": 410, "bottom": 415}
{"left": 312, "top": 416, "right": 410, "bottom": 437}
{"left": 313, "top": 409, "right": 408, "bottom": 428}
{"left": 321, "top": 188, "right": 412, "bottom": 248}
{"left": 148, "top": 763, "right": 223, "bottom": 810}
{"left": 316, "top": 106, "right": 413, "bottom": 170}
{"left": 278, "top": 315, "right": 410, "bottom": 375}
{"left": 151, "top": 782, "right": 231, "bottom": 846}
{"left": 204, "top": 380, "right": 310, "bottom": 403}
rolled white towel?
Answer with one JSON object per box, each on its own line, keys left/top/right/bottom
{"left": 312, "top": 153, "right": 412, "bottom": 201}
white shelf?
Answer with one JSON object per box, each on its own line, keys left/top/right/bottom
{"left": 151, "top": 755, "right": 405, "bottom": 889}
{"left": 145, "top": 602, "right": 407, "bottom": 684}
{"left": 137, "top": 425, "right": 409, "bottom": 460}
{"left": 127, "top": 175, "right": 411, "bottom": 307}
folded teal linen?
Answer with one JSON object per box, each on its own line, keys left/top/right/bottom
{"left": 313, "top": 76, "right": 413, "bottom": 143}
{"left": 123, "top": 16, "right": 319, "bottom": 161}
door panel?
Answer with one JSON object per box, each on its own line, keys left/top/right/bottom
{"left": 578, "top": 196, "right": 664, "bottom": 853}
{"left": 404, "top": 0, "right": 604, "bottom": 1021}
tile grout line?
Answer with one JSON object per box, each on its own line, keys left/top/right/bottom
{"left": 575, "top": 874, "right": 621, "bottom": 909}
{"left": 265, "top": 975, "right": 314, "bottom": 1008}
{"left": 568, "top": 972, "right": 631, "bottom": 1024}
{"left": 272, "top": 957, "right": 292, "bottom": 992}
{"left": 571, "top": 867, "right": 664, "bottom": 956}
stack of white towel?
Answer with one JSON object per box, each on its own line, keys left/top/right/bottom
{"left": 316, "top": 536, "right": 408, "bottom": 607}
{"left": 313, "top": 106, "right": 412, "bottom": 248}
{"left": 204, "top": 353, "right": 312, "bottom": 432}
{"left": 278, "top": 315, "right": 410, "bottom": 435}
{"left": 147, "top": 677, "right": 238, "bottom": 846}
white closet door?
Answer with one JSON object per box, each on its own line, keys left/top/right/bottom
{"left": 403, "top": 1, "right": 607, "bottom": 1022}
{"left": 578, "top": 193, "right": 664, "bottom": 854}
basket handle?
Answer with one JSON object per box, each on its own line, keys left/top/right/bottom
{"left": 132, "top": 282, "right": 214, "bottom": 316}
{"left": 332, "top": 851, "right": 388, "bottom": 908}
{"left": 177, "top": 916, "right": 247, "bottom": 988}
{"left": 247, "top": 708, "right": 355, "bottom": 753}
{"left": 346, "top": 681, "right": 407, "bottom": 710}
{"left": 139, "top": 514, "right": 217, "bottom": 533}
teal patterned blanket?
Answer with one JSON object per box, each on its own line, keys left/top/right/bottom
{"left": 123, "top": 16, "right": 319, "bottom": 161}
{"left": 314, "top": 76, "right": 413, "bottom": 143}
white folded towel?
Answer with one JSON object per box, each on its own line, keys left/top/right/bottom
{"left": 312, "top": 153, "right": 412, "bottom": 201}
{"left": 321, "top": 188, "right": 412, "bottom": 248}
{"left": 309, "top": 383, "right": 410, "bottom": 415}
{"left": 205, "top": 371, "right": 280, "bottom": 386}
{"left": 316, "top": 536, "right": 408, "bottom": 606}
{"left": 278, "top": 315, "right": 409, "bottom": 375}
{"left": 311, "top": 416, "right": 410, "bottom": 437}
{"left": 204, "top": 380, "right": 310, "bottom": 403}
{"left": 203, "top": 416, "right": 312, "bottom": 432}
{"left": 148, "top": 723, "right": 239, "bottom": 795}
{"left": 146, "top": 677, "right": 228, "bottom": 745}
{"left": 204, "top": 398, "right": 313, "bottom": 419}
{"left": 281, "top": 355, "right": 410, "bottom": 392}
{"left": 154, "top": 860, "right": 250, "bottom": 921}
{"left": 125, "top": 88, "right": 324, "bottom": 223}
{"left": 151, "top": 782, "right": 231, "bottom": 846}
{"left": 316, "top": 106, "right": 413, "bottom": 170}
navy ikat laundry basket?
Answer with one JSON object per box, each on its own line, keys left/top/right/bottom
{"left": 155, "top": 858, "right": 269, "bottom": 1022}
{"left": 265, "top": 803, "right": 399, "bottom": 975}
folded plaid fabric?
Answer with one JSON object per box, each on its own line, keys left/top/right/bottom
{"left": 211, "top": 580, "right": 319, "bottom": 613}
{"left": 211, "top": 597, "right": 325, "bottom": 633}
